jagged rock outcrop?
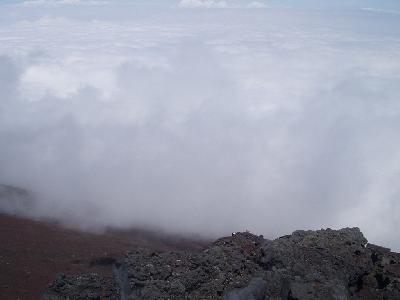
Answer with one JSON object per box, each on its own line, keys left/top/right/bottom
{"left": 42, "top": 228, "right": 400, "bottom": 299}
{"left": 42, "top": 274, "right": 120, "bottom": 300}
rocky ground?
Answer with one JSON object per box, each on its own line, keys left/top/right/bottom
{"left": 43, "top": 228, "right": 400, "bottom": 299}
{"left": 0, "top": 185, "right": 207, "bottom": 299}
{"left": 0, "top": 213, "right": 207, "bottom": 300}
{"left": 2, "top": 185, "right": 400, "bottom": 299}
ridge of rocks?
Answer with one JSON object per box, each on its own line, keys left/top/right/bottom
{"left": 43, "top": 228, "right": 400, "bottom": 299}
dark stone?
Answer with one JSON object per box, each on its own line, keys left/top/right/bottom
{"left": 89, "top": 256, "right": 117, "bottom": 267}
{"left": 42, "top": 228, "right": 400, "bottom": 300}
{"left": 42, "top": 273, "right": 120, "bottom": 300}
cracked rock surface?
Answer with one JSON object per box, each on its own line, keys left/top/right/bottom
{"left": 43, "top": 228, "right": 400, "bottom": 299}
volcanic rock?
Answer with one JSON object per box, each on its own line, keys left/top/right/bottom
{"left": 43, "top": 228, "right": 400, "bottom": 299}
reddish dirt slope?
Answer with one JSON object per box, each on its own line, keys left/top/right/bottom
{"left": 0, "top": 214, "right": 207, "bottom": 300}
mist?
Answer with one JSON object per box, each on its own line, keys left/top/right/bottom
{"left": 0, "top": 0, "right": 400, "bottom": 250}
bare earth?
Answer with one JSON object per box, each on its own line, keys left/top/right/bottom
{"left": 0, "top": 213, "right": 207, "bottom": 300}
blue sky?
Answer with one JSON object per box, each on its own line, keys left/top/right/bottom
{"left": 272, "top": 0, "right": 400, "bottom": 9}
{"left": 1, "top": 0, "right": 400, "bottom": 9}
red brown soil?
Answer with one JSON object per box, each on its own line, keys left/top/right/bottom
{"left": 0, "top": 213, "right": 208, "bottom": 300}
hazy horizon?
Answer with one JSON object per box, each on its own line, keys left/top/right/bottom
{"left": 0, "top": 0, "right": 399, "bottom": 250}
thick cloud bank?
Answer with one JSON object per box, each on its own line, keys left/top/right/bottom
{"left": 0, "top": 2, "right": 399, "bottom": 249}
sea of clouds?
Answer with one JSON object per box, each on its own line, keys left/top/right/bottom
{"left": 0, "top": 0, "right": 399, "bottom": 249}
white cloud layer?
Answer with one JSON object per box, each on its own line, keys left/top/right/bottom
{"left": 361, "top": 7, "right": 400, "bottom": 15}
{"left": 178, "top": 0, "right": 228, "bottom": 8}
{"left": 0, "top": 3, "right": 400, "bottom": 249}
{"left": 178, "top": 0, "right": 267, "bottom": 9}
